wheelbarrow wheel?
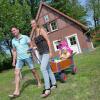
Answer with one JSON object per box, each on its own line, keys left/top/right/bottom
{"left": 72, "top": 66, "right": 77, "bottom": 75}
{"left": 60, "top": 73, "right": 67, "bottom": 83}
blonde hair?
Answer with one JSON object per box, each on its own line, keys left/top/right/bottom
{"left": 30, "top": 19, "right": 42, "bottom": 38}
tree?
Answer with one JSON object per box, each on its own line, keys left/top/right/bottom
{"left": 50, "top": 0, "right": 87, "bottom": 25}
{"left": 0, "top": 0, "right": 32, "bottom": 34}
{"left": 9, "top": 0, "right": 53, "bottom": 18}
{"left": 86, "top": 0, "right": 100, "bottom": 29}
{"left": 0, "top": 0, "right": 32, "bottom": 59}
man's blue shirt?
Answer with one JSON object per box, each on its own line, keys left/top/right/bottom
{"left": 12, "top": 35, "right": 32, "bottom": 60}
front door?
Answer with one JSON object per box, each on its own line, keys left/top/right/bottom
{"left": 66, "top": 34, "right": 81, "bottom": 54}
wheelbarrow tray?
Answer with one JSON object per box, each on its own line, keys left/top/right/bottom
{"left": 50, "top": 57, "right": 73, "bottom": 73}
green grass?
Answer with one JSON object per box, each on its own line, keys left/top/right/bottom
{"left": 0, "top": 47, "right": 100, "bottom": 100}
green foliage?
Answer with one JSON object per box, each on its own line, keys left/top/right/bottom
{"left": 0, "top": 0, "right": 34, "bottom": 60}
{"left": 0, "top": 53, "right": 12, "bottom": 72}
{"left": 0, "top": 0, "right": 40, "bottom": 71}
{"left": 0, "top": 0, "right": 31, "bottom": 36}
{"left": 51, "top": 0, "right": 87, "bottom": 24}
{"left": 93, "top": 33, "right": 100, "bottom": 47}
{"left": 0, "top": 32, "right": 4, "bottom": 41}
{"left": 86, "top": 0, "right": 100, "bottom": 28}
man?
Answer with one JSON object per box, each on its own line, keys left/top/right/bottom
{"left": 9, "top": 26, "right": 41, "bottom": 98}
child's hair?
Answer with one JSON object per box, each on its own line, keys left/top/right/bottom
{"left": 58, "top": 40, "right": 73, "bottom": 54}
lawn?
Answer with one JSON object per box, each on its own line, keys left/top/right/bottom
{"left": 0, "top": 47, "right": 100, "bottom": 100}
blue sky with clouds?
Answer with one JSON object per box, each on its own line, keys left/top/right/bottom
{"left": 79, "top": 0, "right": 87, "bottom": 6}
{"left": 78, "top": 0, "right": 94, "bottom": 27}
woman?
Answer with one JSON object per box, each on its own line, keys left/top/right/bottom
{"left": 30, "top": 20, "right": 57, "bottom": 98}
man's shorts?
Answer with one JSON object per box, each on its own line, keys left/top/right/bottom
{"left": 16, "top": 57, "right": 34, "bottom": 69}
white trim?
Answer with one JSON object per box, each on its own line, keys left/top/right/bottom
{"left": 50, "top": 21, "right": 58, "bottom": 32}
{"left": 44, "top": 15, "right": 49, "bottom": 22}
{"left": 53, "top": 40, "right": 60, "bottom": 52}
{"left": 65, "top": 33, "right": 82, "bottom": 53}
{"left": 47, "top": 31, "right": 50, "bottom": 34}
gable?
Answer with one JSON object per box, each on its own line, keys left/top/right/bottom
{"left": 36, "top": 3, "right": 88, "bottom": 32}
{"left": 37, "top": 5, "right": 84, "bottom": 33}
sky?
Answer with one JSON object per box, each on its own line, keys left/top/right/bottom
{"left": 78, "top": 0, "right": 87, "bottom": 6}
{"left": 78, "top": 0, "right": 94, "bottom": 27}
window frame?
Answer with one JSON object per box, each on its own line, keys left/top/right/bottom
{"left": 44, "top": 15, "right": 49, "bottom": 22}
{"left": 43, "top": 23, "right": 50, "bottom": 33}
{"left": 50, "top": 20, "right": 58, "bottom": 32}
{"left": 53, "top": 40, "right": 60, "bottom": 51}
{"left": 69, "top": 36, "right": 77, "bottom": 45}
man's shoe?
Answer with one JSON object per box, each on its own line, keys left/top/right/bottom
{"left": 8, "top": 94, "right": 20, "bottom": 98}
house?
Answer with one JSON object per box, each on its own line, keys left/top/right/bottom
{"left": 31, "top": 2, "right": 94, "bottom": 57}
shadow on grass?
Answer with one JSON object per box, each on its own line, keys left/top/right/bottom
{"left": 20, "top": 79, "right": 37, "bottom": 94}
{"left": 20, "top": 69, "right": 43, "bottom": 94}
{"left": 21, "top": 69, "right": 31, "bottom": 78}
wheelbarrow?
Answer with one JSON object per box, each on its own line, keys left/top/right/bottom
{"left": 50, "top": 53, "right": 77, "bottom": 82}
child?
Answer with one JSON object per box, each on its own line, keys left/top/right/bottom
{"left": 58, "top": 40, "right": 73, "bottom": 60}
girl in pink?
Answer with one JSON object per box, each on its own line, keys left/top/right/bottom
{"left": 58, "top": 40, "right": 73, "bottom": 59}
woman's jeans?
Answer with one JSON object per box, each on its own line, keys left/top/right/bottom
{"left": 40, "top": 53, "right": 56, "bottom": 89}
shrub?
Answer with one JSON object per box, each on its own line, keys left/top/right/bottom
{"left": 0, "top": 53, "right": 12, "bottom": 72}
{"left": 93, "top": 33, "right": 100, "bottom": 47}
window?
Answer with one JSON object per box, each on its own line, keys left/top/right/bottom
{"left": 50, "top": 20, "right": 58, "bottom": 31}
{"left": 43, "top": 23, "right": 50, "bottom": 33}
{"left": 53, "top": 40, "right": 61, "bottom": 51}
{"left": 43, "top": 20, "right": 58, "bottom": 33}
{"left": 69, "top": 36, "right": 76, "bottom": 45}
{"left": 44, "top": 15, "right": 49, "bottom": 22}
